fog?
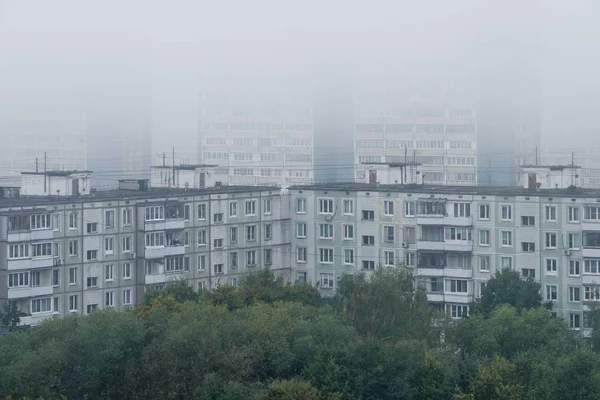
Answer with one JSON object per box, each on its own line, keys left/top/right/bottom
{"left": 1, "top": 0, "right": 599, "bottom": 182}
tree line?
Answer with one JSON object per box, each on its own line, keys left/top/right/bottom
{"left": 1, "top": 267, "right": 600, "bottom": 399}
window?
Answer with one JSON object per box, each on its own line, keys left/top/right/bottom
{"left": 521, "top": 216, "right": 535, "bottom": 226}
{"left": 183, "top": 204, "right": 191, "bottom": 220}
{"left": 264, "top": 248, "right": 272, "bottom": 265}
{"left": 245, "top": 200, "right": 256, "bottom": 216}
{"left": 31, "top": 298, "right": 52, "bottom": 313}
{"left": 296, "top": 198, "right": 306, "bottom": 213}
{"left": 246, "top": 250, "right": 257, "bottom": 266}
{"left": 67, "top": 239, "right": 78, "bottom": 257}
{"left": 500, "top": 231, "right": 512, "bottom": 246}
{"left": 52, "top": 269, "right": 59, "bottom": 286}
{"left": 521, "top": 242, "right": 536, "bottom": 252}
{"left": 263, "top": 224, "right": 272, "bottom": 241}
{"left": 105, "top": 210, "right": 115, "bottom": 228}
{"left": 362, "top": 260, "right": 375, "bottom": 270}
{"left": 344, "top": 249, "right": 354, "bottom": 264}
{"left": 213, "top": 213, "right": 223, "bottom": 223}
{"left": 501, "top": 257, "right": 512, "bottom": 269}
{"left": 30, "top": 271, "right": 40, "bottom": 287}
{"left": 447, "top": 304, "right": 469, "bottom": 318}
{"left": 584, "top": 259, "right": 600, "bottom": 274}
{"left": 362, "top": 210, "right": 375, "bottom": 221}
{"left": 87, "top": 277, "right": 98, "bottom": 288}
{"left": 122, "top": 236, "right": 132, "bottom": 253}
{"left": 105, "top": 291, "right": 114, "bottom": 307}
{"left": 264, "top": 199, "right": 272, "bottom": 215}
{"left": 229, "top": 201, "right": 238, "bottom": 217}
{"left": 32, "top": 242, "right": 52, "bottom": 258}
{"left": 545, "top": 205, "right": 557, "bottom": 222}
{"left": 343, "top": 199, "right": 354, "bottom": 215}
{"left": 69, "top": 268, "right": 78, "bottom": 285}
{"left": 105, "top": 264, "right": 114, "bottom": 281}
{"left": 384, "top": 226, "right": 395, "bottom": 242}
{"left": 229, "top": 227, "right": 238, "bottom": 243}
{"left": 320, "top": 273, "right": 334, "bottom": 289}
{"left": 123, "top": 289, "right": 132, "bottom": 305}
{"left": 584, "top": 232, "right": 600, "bottom": 247}
{"left": 319, "top": 223, "right": 334, "bottom": 239}
{"left": 569, "top": 233, "right": 581, "bottom": 250}
{"left": 297, "top": 247, "right": 307, "bottom": 263}
{"left": 568, "top": 206, "right": 579, "bottom": 222}
{"left": 197, "top": 204, "right": 207, "bottom": 220}
{"left": 585, "top": 286, "right": 600, "bottom": 301}
{"left": 501, "top": 205, "right": 512, "bottom": 221}
{"left": 522, "top": 268, "right": 535, "bottom": 278}
{"left": 546, "top": 258, "right": 558, "bottom": 273}
{"left": 585, "top": 206, "right": 600, "bottom": 220}
{"left": 319, "top": 248, "right": 334, "bottom": 263}
{"left": 479, "top": 255, "right": 490, "bottom": 271}
{"left": 213, "top": 264, "right": 224, "bottom": 275}
{"left": 479, "top": 230, "right": 490, "bottom": 246}
{"left": 213, "top": 238, "right": 224, "bottom": 249}
{"left": 86, "top": 250, "right": 98, "bottom": 261}
{"left": 569, "top": 287, "right": 581, "bottom": 302}
{"left": 446, "top": 279, "right": 468, "bottom": 293}
{"left": 399, "top": 252, "right": 412, "bottom": 267}
{"left": 445, "top": 227, "right": 472, "bottom": 241}
{"left": 362, "top": 235, "right": 375, "bottom": 246}
{"left": 86, "top": 222, "right": 98, "bottom": 233}
{"left": 318, "top": 198, "right": 334, "bottom": 214}
{"left": 570, "top": 313, "right": 581, "bottom": 330}
{"left": 145, "top": 232, "right": 165, "bottom": 247}
{"left": 198, "top": 255, "right": 206, "bottom": 271}
{"left": 296, "top": 223, "right": 307, "bottom": 238}
{"left": 122, "top": 208, "right": 132, "bottom": 226}
{"left": 343, "top": 224, "right": 354, "bottom": 240}
{"left": 122, "top": 263, "right": 131, "bottom": 279}
{"left": 104, "top": 237, "right": 114, "bottom": 254}
{"left": 384, "top": 200, "right": 394, "bottom": 215}
{"left": 479, "top": 204, "right": 490, "bottom": 220}
{"left": 53, "top": 297, "right": 59, "bottom": 313}
{"left": 165, "top": 256, "right": 185, "bottom": 272}
{"left": 384, "top": 251, "right": 395, "bottom": 266}
{"left": 8, "top": 272, "right": 29, "bottom": 288}
{"left": 69, "top": 295, "right": 78, "bottom": 311}
{"left": 31, "top": 214, "right": 51, "bottom": 229}
{"left": 246, "top": 225, "right": 257, "bottom": 242}
{"left": 545, "top": 232, "right": 557, "bottom": 249}
{"left": 405, "top": 201, "right": 415, "bottom": 217}
{"left": 453, "top": 203, "right": 471, "bottom": 217}
{"left": 69, "top": 212, "right": 78, "bottom": 229}
{"left": 570, "top": 260, "right": 581, "bottom": 276}
{"left": 145, "top": 205, "right": 163, "bottom": 221}
{"left": 546, "top": 285, "right": 558, "bottom": 301}
{"left": 8, "top": 243, "right": 29, "bottom": 259}
{"left": 197, "top": 230, "right": 206, "bottom": 246}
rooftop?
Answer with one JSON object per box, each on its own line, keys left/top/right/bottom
{"left": 21, "top": 170, "right": 93, "bottom": 176}
{"left": 0, "top": 185, "right": 280, "bottom": 210}
{"left": 288, "top": 182, "right": 600, "bottom": 199}
{"left": 152, "top": 164, "right": 219, "bottom": 170}
{"left": 520, "top": 164, "right": 581, "bottom": 170}
{"left": 360, "top": 162, "right": 422, "bottom": 167}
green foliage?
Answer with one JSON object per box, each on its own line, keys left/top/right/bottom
{"left": 1, "top": 269, "right": 600, "bottom": 399}
{"left": 471, "top": 268, "right": 546, "bottom": 317}
{"left": 0, "top": 302, "right": 22, "bottom": 332}
{"left": 333, "top": 266, "right": 432, "bottom": 342}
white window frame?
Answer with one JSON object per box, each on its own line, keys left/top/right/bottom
{"left": 319, "top": 248, "right": 334, "bottom": 264}
{"left": 500, "top": 230, "right": 512, "bottom": 247}
{"left": 343, "top": 248, "right": 354, "bottom": 264}
{"left": 383, "top": 200, "right": 394, "bottom": 216}
{"left": 546, "top": 258, "right": 558, "bottom": 273}
{"left": 318, "top": 198, "right": 334, "bottom": 215}
{"left": 245, "top": 200, "right": 257, "bottom": 216}
{"left": 479, "top": 204, "right": 490, "bottom": 220}
{"left": 545, "top": 232, "right": 557, "bottom": 249}
{"left": 545, "top": 205, "right": 557, "bottom": 222}
{"left": 500, "top": 205, "right": 512, "bottom": 221}
{"left": 296, "top": 198, "right": 306, "bottom": 214}
{"left": 342, "top": 199, "right": 354, "bottom": 215}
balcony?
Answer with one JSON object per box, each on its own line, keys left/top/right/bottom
{"left": 417, "top": 239, "right": 444, "bottom": 251}
{"left": 416, "top": 215, "right": 473, "bottom": 227}
{"left": 444, "top": 240, "right": 473, "bottom": 252}
{"left": 7, "top": 257, "right": 55, "bottom": 271}
{"left": 145, "top": 244, "right": 186, "bottom": 259}
{"left": 8, "top": 285, "right": 54, "bottom": 299}
{"left": 145, "top": 271, "right": 186, "bottom": 285}
{"left": 582, "top": 248, "right": 600, "bottom": 258}
{"left": 7, "top": 228, "right": 54, "bottom": 242}
{"left": 444, "top": 268, "right": 473, "bottom": 279}
{"left": 582, "top": 275, "right": 600, "bottom": 285}
{"left": 145, "top": 218, "right": 185, "bottom": 231}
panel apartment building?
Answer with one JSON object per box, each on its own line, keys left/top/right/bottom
{"left": 0, "top": 169, "right": 289, "bottom": 327}
{"left": 288, "top": 163, "right": 599, "bottom": 335}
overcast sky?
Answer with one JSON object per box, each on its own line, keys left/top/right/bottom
{"left": 1, "top": 0, "right": 599, "bottom": 146}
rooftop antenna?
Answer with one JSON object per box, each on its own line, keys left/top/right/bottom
{"left": 44, "top": 152, "right": 47, "bottom": 194}
{"left": 172, "top": 146, "right": 176, "bottom": 187}
{"left": 35, "top": 157, "right": 39, "bottom": 173}
{"left": 535, "top": 146, "right": 538, "bottom": 166}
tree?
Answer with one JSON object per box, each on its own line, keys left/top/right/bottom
{"left": 333, "top": 266, "right": 432, "bottom": 343}
{"left": 0, "top": 302, "right": 22, "bottom": 331}
{"left": 471, "top": 268, "right": 546, "bottom": 316}
{"left": 454, "top": 355, "right": 524, "bottom": 400}
{"left": 262, "top": 379, "right": 320, "bottom": 400}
